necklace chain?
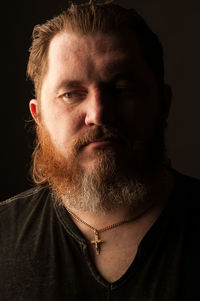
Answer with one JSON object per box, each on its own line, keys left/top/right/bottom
{"left": 65, "top": 206, "right": 146, "bottom": 255}
{"left": 66, "top": 207, "right": 139, "bottom": 233}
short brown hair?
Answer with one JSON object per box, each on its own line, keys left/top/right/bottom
{"left": 27, "top": 0, "right": 164, "bottom": 99}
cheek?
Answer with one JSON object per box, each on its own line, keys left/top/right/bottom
{"left": 40, "top": 102, "right": 83, "bottom": 151}
{"left": 118, "top": 99, "right": 160, "bottom": 138}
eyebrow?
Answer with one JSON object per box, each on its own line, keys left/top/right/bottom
{"left": 57, "top": 71, "right": 136, "bottom": 86}
{"left": 55, "top": 70, "right": 137, "bottom": 92}
{"left": 56, "top": 80, "right": 84, "bottom": 90}
{"left": 110, "top": 71, "right": 136, "bottom": 82}
{"left": 55, "top": 56, "right": 138, "bottom": 90}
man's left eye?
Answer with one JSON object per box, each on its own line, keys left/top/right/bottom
{"left": 114, "top": 85, "right": 137, "bottom": 96}
{"left": 114, "top": 79, "right": 137, "bottom": 91}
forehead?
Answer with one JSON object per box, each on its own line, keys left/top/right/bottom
{"left": 44, "top": 30, "right": 148, "bottom": 87}
{"left": 48, "top": 29, "right": 140, "bottom": 57}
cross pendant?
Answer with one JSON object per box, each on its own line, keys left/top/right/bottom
{"left": 91, "top": 231, "right": 104, "bottom": 255}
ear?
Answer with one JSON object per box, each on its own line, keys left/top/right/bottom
{"left": 162, "top": 84, "right": 172, "bottom": 119}
{"left": 29, "top": 99, "right": 39, "bottom": 124}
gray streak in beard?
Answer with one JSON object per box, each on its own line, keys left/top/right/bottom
{"left": 57, "top": 148, "right": 148, "bottom": 213}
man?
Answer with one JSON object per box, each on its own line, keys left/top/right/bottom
{"left": 1, "top": 1, "right": 199, "bottom": 300}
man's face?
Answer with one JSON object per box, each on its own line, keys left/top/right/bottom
{"left": 30, "top": 30, "right": 171, "bottom": 211}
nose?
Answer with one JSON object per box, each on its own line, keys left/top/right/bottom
{"left": 84, "top": 88, "right": 115, "bottom": 126}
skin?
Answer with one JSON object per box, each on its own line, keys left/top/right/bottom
{"left": 30, "top": 30, "right": 173, "bottom": 282}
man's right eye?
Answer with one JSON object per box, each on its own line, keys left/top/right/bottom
{"left": 62, "top": 91, "right": 87, "bottom": 103}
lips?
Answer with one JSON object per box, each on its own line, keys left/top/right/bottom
{"left": 82, "top": 137, "right": 122, "bottom": 150}
{"left": 85, "top": 139, "right": 111, "bottom": 146}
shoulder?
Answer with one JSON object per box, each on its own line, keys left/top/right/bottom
{"left": 169, "top": 169, "right": 200, "bottom": 230}
{"left": 0, "top": 185, "right": 47, "bottom": 206}
{"left": 0, "top": 185, "right": 52, "bottom": 224}
{"left": 0, "top": 185, "right": 50, "bottom": 208}
{"left": 171, "top": 169, "right": 200, "bottom": 199}
{"left": 0, "top": 185, "right": 56, "bottom": 254}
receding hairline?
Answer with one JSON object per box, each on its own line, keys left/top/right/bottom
{"left": 27, "top": 3, "right": 164, "bottom": 100}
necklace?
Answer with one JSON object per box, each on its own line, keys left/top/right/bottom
{"left": 66, "top": 207, "right": 145, "bottom": 255}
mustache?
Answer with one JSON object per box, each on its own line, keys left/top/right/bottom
{"left": 71, "top": 126, "right": 130, "bottom": 152}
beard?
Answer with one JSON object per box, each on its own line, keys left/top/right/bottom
{"left": 32, "top": 115, "right": 167, "bottom": 213}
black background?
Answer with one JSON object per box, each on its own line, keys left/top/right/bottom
{"left": 2, "top": 0, "right": 200, "bottom": 200}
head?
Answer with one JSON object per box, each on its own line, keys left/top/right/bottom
{"left": 27, "top": 0, "right": 172, "bottom": 212}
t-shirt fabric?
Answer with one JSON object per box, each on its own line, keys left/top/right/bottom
{"left": 0, "top": 169, "right": 200, "bottom": 300}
